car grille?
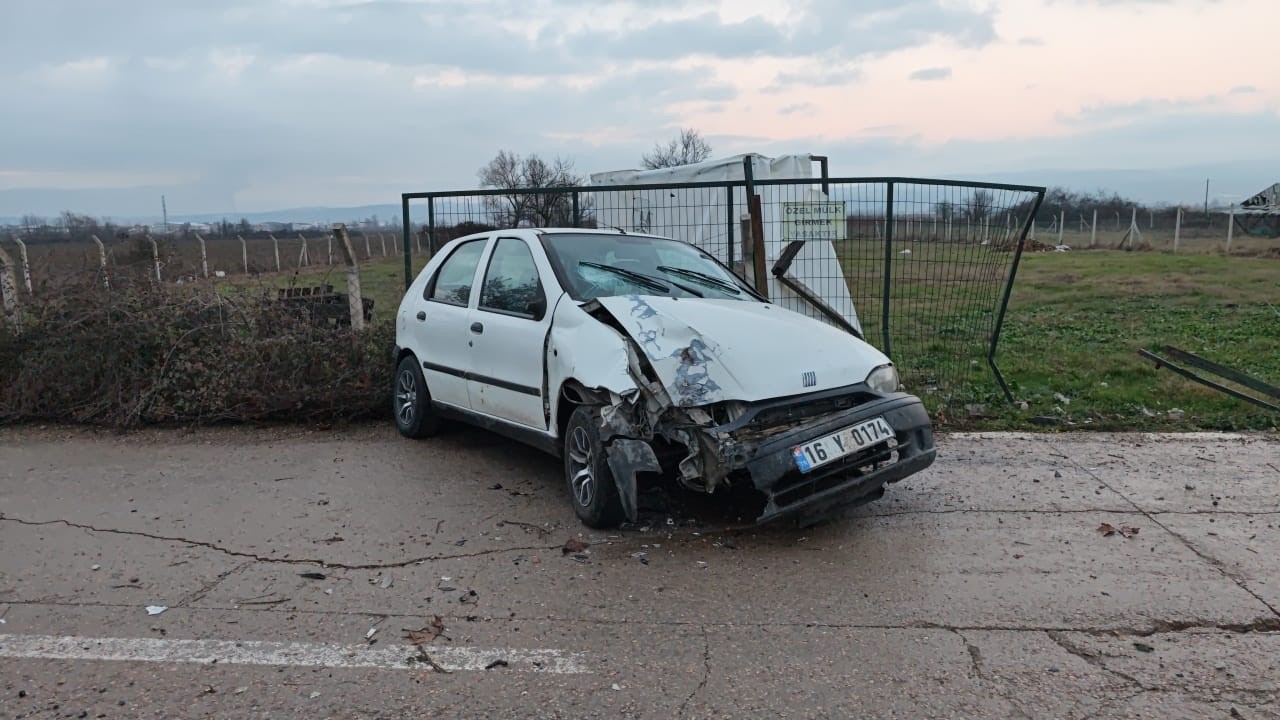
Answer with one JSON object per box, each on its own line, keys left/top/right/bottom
{"left": 737, "top": 390, "right": 879, "bottom": 438}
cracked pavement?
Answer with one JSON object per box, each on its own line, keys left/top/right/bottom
{"left": 1, "top": 425, "right": 1277, "bottom": 719}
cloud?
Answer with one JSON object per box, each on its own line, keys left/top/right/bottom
{"left": 0, "top": 0, "right": 1274, "bottom": 215}
{"left": 909, "top": 67, "right": 951, "bottom": 81}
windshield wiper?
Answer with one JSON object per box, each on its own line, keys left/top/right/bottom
{"left": 578, "top": 261, "right": 671, "bottom": 294}
{"left": 656, "top": 266, "right": 741, "bottom": 295}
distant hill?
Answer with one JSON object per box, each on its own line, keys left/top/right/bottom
{"left": 0, "top": 203, "right": 404, "bottom": 227}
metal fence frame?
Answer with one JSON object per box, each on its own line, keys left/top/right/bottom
{"left": 401, "top": 167, "right": 1044, "bottom": 402}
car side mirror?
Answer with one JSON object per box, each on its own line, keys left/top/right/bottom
{"left": 527, "top": 297, "right": 547, "bottom": 320}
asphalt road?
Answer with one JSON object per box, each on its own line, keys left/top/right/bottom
{"left": 1, "top": 425, "right": 1277, "bottom": 719}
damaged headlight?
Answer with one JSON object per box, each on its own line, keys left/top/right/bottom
{"left": 865, "top": 364, "right": 900, "bottom": 394}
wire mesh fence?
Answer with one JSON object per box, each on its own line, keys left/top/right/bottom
{"left": 403, "top": 175, "right": 1044, "bottom": 407}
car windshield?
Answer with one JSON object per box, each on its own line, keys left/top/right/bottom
{"left": 541, "top": 232, "right": 752, "bottom": 302}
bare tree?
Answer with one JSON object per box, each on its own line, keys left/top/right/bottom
{"left": 964, "top": 190, "right": 993, "bottom": 223}
{"left": 477, "top": 151, "right": 584, "bottom": 227}
{"left": 641, "top": 128, "right": 712, "bottom": 170}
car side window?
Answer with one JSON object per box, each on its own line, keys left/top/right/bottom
{"left": 427, "top": 240, "right": 486, "bottom": 306}
{"left": 479, "top": 238, "right": 544, "bottom": 318}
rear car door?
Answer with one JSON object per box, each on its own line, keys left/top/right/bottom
{"left": 466, "top": 236, "right": 551, "bottom": 429}
{"left": 413, "top": 237, "right": 489, "bottom": 409}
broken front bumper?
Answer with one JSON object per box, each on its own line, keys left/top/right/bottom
{"left": 743, "top": 394, "right": 935, "bottom": 524}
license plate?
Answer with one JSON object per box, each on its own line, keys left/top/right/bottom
{"left": 792, "top": 417, "right": 895, "bottom": 473}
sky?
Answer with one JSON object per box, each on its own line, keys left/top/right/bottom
{"left": 1, "top": 0, "right": 1277, "bottom": 218}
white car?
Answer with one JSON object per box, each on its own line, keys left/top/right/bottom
{"left": 394, "top": 228, "right": 935, "bottom": 527}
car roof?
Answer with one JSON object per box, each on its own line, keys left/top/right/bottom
{"left": 446, "top": 227, "right": 673, "bottom": 244}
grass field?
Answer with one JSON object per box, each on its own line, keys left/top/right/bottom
{"left": 987, "top": 249, "right": 1278, "bottom": 431}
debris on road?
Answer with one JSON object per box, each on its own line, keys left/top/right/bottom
{"left": 1133, "top": 642, "right": 1154, "bottom": 653}
{"left": 404, "top": 615, "right": 447, "bottom": 645}
{"left": 145, "top": 605, "right": 167, "bottom": 616}
{"left": 90, "top": 564, "right": 101, "bottom": 571}
{"left": 562, "top": 538, "right": 590, "bottom": 554}
{"left": 309, "top": 691, "right": 320, "bottom": 699}
{"left": 366, "top": 627, "right": 378, "bottom": 640}
{"left": 375, "top": 574, "right": 393, "bottom": 589}
{"left": 484, "top": 659, "right": 509, "bottom": 670}
{"left": 1097, "top": 523, "right": 1140, "bottom": 538}
{"left": 460, "top": 589, "right": 479, "bottom": 605}
{"left": 298, "top": 572, "right": 327, "bottom": 580}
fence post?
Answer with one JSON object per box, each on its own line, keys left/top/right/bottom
{"left": 238, "top": 235, "right": 248, "bottom": 274}
{"left": 427, "top": 197, "right": 437, "bottom": 255}
{"left": 363, "top": 232, "right": 372, "bottom": 259}
{"left": 1128, "top": 207, "right": 1138, "bottom": 249}
{"left": 882, "top": 181, "right": 895, "bottom": 358}
{"left": 380, "top": 233, "right": 387, "bottom": 257}
{"left": 747, "top": 195, "right": 768, "bottom": 297}
{"left": 0, "top": 243, "right": 21, "bottom": 333}
{"left": 147, "top": 232, "right": 161, "bottom": 282}
{"left": 297, "top": 234, "right": 310, "bottom": 267}
{"left": 90, "top": 234, "right": 109, "bottom": 288}
{"left": 269, "top": 234, "right": 281, "bottom": 272}
{"left": 1174, "top": 208, "right": 1182, "bottom": 252}
{"left": 194, "top": 233, "right": 208, "bottom": 278}
{"left": 1058, "top": 211, "right": 1064, "bottom": 245}
{"left": 333, "top": 224, "right": 365, "bottom": 332}
{"left": 11, "top": 238, "right": 32, "bottom": 294}
{"left": 1226, "top": 208, "right": 1235, "bottom": 252}
{"left": 1090, "top": 209, "right": 1098, "bottom": 248}
{"left": 327, "top": 234, "right": 334, "bottom": 265}
{"left": 402, "top": 196, "right": 414, "bottom": 290}
{"left": 572, "top": 191, "right": 580, "bottom": 228}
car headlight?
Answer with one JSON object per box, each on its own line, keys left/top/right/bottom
{"left": 866, "top": 364, "right": 900, "bottom": 394}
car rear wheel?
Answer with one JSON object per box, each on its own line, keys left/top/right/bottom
{"left": 564, "top": 405, "right": 625, "bottom": 528}
{"left": 394, "top": 355, "right": 440, "bottom": 439}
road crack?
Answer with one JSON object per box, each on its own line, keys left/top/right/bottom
{"left": 677, "top": 625, "right": 711, "bottom": 719}
{"left": 174, "top": 561, "right": 252, "bottom": 607}
{"left": 1059, "top": 459, "right": 1280, "bottom": 620}
{"left": 0, "top": 513, "right": 558, "bottom": 569}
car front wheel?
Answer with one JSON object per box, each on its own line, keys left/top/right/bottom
{"left": 564, "top": 405, "right": 625, "bottom": 528}
{"left": 393, "top": 355, "right": 440, "bottom": 439}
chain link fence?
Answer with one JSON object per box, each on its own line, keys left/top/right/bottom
{"left": 402, "top": 172, "right": 1044, "bottom": 407}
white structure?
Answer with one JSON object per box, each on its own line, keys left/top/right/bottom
{"left": 589, "top": 154, "right": 862, "bottom": 335}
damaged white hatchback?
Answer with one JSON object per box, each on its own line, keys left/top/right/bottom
{"left": 394, "top": 228, "right": 936, "bottom": 527}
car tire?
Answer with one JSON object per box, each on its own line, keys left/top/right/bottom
{"left": 564, "top": 405, "right": 625, "bottom": 528}
{"left": 393, "top": 355, "right": 440, "bottom": 439}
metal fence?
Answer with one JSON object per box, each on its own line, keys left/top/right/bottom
{"left": 401, "top": 170, "right": 1044, "bottom": 405}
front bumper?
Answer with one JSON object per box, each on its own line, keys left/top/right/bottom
{"left": 743, "top": 393, "right": 935, "bottom": 524}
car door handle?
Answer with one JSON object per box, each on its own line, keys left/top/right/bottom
{"left": 415, "top": 311, "right": 426, "bottom": 321}
{"left": 470, "top": 322, "right": 484, "bottom": 334}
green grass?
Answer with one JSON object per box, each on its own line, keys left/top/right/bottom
{"left": 982, "top": 250, "right": 1279, "bottom": 431}
{"left": 225, "top": 248, "right": 1278, "bottom": 432}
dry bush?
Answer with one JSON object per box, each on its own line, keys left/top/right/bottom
{"left": 0, "top": 279, "right": 392, "bottom": 426}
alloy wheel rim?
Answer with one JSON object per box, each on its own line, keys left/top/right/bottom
{"left": 396, "top": 370, "right": 417, "bottom": 425}
{"left": 568, "top": 426, "right": 594, "bottom": 507}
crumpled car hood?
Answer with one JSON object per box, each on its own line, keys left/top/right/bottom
{"left": 592, "top": 295, "right": 889, "bottom": 406}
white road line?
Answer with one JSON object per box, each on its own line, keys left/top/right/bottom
{"left": 0, "top": 634, "right": 590, "bottom": 674}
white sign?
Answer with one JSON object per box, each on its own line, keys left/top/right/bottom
{"left": 782, "top": 201, "right": 846, "bottom": 241}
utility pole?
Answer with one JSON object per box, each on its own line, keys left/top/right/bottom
{"left": 1204, "top": 179, "right": 1210, "bottom": 217}
{"left": 161, "top": 195, "right": 169, "bottom": 235}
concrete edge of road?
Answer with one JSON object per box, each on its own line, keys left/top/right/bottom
{"left": 942, "top": 431, "right": 1276, "bottom": 442}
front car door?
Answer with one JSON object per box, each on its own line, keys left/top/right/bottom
{"left": 414, "top": 237, "right": 489, "bottom": 409}
{"left": 466, "top": 236, "right": 553, "bottom": 429}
